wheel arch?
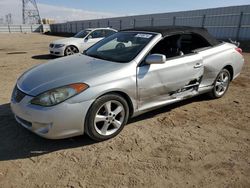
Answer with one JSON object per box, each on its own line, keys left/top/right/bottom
{"left": 223, "top": 65, "right": 234, "bottom": 81}
{"left": 97, "top": 91, "right": 135, "bottom": 118}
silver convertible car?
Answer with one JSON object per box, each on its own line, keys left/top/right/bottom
{"left": 11, "top": 26, "right": 244, "bottom": 141}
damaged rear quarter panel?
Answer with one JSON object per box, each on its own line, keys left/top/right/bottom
{"left": 198, "top": 43, "right": 235, "bottom": 87}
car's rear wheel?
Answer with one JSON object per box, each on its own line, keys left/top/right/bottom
{"left": 64, "top": 46, "right": 79, "bottom": 56}
{"left": 209, "top": 69, "right": 231, "bottom": 99}
{"left": 85, "top": 94, "right": 129, "bottom": 141}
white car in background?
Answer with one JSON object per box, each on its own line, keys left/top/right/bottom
{"left": 49, "top": 28, "right": 117, "bottom": 56}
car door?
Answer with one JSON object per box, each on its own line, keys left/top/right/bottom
{"left": 137, "top": 53, "right": 204, "bottom": 109}
{"left": 84, "top": 30, "right": 105, "bottom": 49}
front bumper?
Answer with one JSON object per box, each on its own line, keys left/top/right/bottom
{"left": 11, "top": 95, "right": 93, "bottom": 139}
{"left": 49, "top": 46, "right": 65, "bottom": 56}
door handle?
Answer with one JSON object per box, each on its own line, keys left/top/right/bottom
{"left": 194, "top": 63, "right": 203, "bottom": 69}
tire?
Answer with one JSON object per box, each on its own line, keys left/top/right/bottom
{"left": 64, "top": 46, "right": 79, "bottom": 56}
{"left": 85, "top": 94, "right": 129, "bottom": 141}
{"left": 208, "top": 69, "right": 231, "bottom": 99}
{"left": 116, "top": 43, "right": 125, "bottom": 49}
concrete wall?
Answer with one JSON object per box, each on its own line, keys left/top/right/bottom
{"left": 0, "top": 24, "right": 50, "bottom": 33}
{"left": 50, "top": 5, "right": 250, "bottom": 40}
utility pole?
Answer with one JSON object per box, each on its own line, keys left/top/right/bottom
{"left": 22, "top": 0, "right": 41, "bottom": 24}
{"left": 0, "top": 17, "right": 4, "bottom": 24}
{"left": 5, "top": 13, "right": 12, "bottom": 24}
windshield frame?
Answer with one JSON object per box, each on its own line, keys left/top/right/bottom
{"left": 84, "top": 31, "right": 157, "bottom": 63}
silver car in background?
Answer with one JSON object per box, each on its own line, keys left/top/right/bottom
{"left": 49, "top": 28, "right": 117, "bottom": 56}
{"left": 11, "top": 26, "right": 244, "bottom": 141}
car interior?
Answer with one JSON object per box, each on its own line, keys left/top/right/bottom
{"left": 89, "top": 33, "right": 154, "bottom": 62}
{"left": 150, "top": 33, "right": 212, "bottom": 59}
{"left": 89, "top": 29, "right": 116, "bottom": 39}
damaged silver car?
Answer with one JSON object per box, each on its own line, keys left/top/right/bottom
{"left": 11, "top": 26, "right": 244, "bottom": 141}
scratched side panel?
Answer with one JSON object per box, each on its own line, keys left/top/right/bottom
{"left": 137, "top": 54, "right": 203, "bottom": 111}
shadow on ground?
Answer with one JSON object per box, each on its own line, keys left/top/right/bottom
{"left": 129, "top": 94, "right": 210, "bottom": 123}
{"left": 0, "top": 94, "right": 210, "bottom": 161}
{"left": 44, "top": 32, "right": 75, "bottom": 38}
{"left": 32, "top": 54, "right": 57, "bottom": 60}
{"left": 0, "top": 103, "right": 95, "bottom": 161}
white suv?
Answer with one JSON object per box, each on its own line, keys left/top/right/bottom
{"left": 49, "top": 28, "right": 117, "bottom": 56}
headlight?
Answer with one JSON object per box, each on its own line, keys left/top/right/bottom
{"left": 31, "top": 83, "right": 89, "bottom": 107}
{"left": 54, "top": 44, "right": 65, "bottom": 48}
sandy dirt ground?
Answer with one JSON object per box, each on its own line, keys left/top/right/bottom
{"left": 0, "top": 33, "right": 249, "bottom": 188}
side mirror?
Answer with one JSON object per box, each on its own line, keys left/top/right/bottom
{"left": 85, "top": 35, "right": 92, "bottom": 42}
{"left": 145, "top": 54, "right": 166, "bottom": 65}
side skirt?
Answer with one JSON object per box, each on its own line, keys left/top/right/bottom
{"left": 132, "top": 85, "right": 213, "bottom": 118}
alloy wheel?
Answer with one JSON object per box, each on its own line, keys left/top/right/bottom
{"left": 214, "top": 71, "right": 230, "bottom": 97}
{"left": 65, "top": 46, "right": 78, "bottom": 56}
{"left": 94, "top": 100, "right": 125, "bottom": 136}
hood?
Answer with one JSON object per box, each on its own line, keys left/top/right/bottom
{"left": 17, "top": 54, "right": 128, "bottom": 96}
{"left": 52, "top": 37, "right": 82, "bottom": 45}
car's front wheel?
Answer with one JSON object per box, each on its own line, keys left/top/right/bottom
{"left": 209, "top": 69, "right": 231, "bottom": 99}
{"left": 64, "top": 46, "right": 79, "bottom": 56}
{"left": 85, "top": 94, "right": 129, "bottom": 141}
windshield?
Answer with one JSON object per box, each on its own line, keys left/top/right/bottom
{"left": 74, "top": 30, "right": 91, "bottom": 38}
{"left": 85, "top": 32, "right": 156, "bottom": 63}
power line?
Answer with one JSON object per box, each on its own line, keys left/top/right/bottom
{"left": 22, "top": 0, "right": 41, "bottom": 24}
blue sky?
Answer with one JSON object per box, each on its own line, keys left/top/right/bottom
{"left": 37, "top": 0, "right": 250, "bottom": 15}
{"left": 0, "top": 0, "right": 249, "bottom": 23}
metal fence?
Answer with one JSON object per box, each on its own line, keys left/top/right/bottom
{"left": 0, "top": 24, "right": 50, "bottom": 33}
{"left": 50, "top": 5, "right": 250, "bottom": 40}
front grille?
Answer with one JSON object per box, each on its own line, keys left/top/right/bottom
{"left": 12, "top": 86, "right": 26, "bottom": 103}
{"left": 49, "top": 43, "right": 54, "bottom": 48}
